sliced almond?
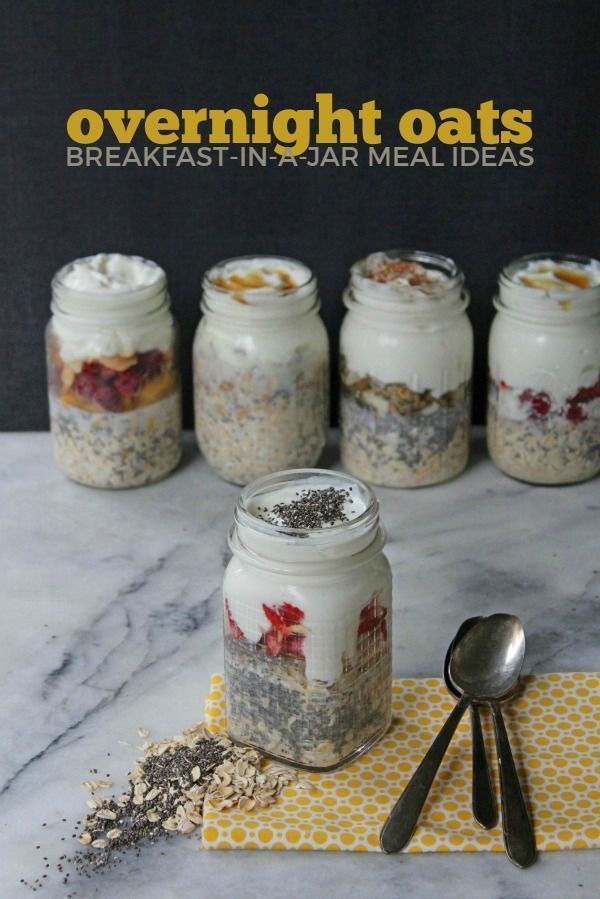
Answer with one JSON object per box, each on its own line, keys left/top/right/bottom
{"left": 98, "top": 354, "right": 138, "bottom": 371}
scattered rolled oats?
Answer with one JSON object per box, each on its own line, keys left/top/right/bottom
{"left": 69, "top": 721, "right": 297, "bottom": 879}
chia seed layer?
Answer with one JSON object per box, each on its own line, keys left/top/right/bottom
{"left": 49, "top": 392, "right": 182, "bottom": 488}
{"left": 487, "top": 402, "right": 599, "bottom": 485}
{"left": 194, "top": 346, "right": 328, "bottom": 485}
{"left": 225, "top": 634, "right": 391, "bottom": 769}
{"left": 340, "top": 361, "right": 470, "bottom": 487}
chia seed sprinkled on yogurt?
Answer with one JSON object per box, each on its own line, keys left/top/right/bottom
{"left": 255, "top": 485, "right": 356, "bottom": 529}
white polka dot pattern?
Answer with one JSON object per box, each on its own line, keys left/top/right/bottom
{"left": 202, "top": 673, "right": 599, "bottom": 853}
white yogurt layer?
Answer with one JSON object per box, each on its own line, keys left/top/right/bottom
{"left": 488, "top": 312, "right": 600, "bottom": 402}
{"left": 342, "top": 250, "right": 472, "bottom": 396}
{"left": 61, "top": 254, "right": 163, "bottom": 292}
{"left": 51, "top": 254, "right": 173, "bottom": 363}
{"left": 340, "top": 307, "right": 473, "bottom": 396}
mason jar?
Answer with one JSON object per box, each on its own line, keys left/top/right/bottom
{"left": 487, "top": 253, "right": 600, "bottom": 485}
{"left": 193, "top": 256, "right": 329, "bottom": 485}
{"left": 47, "top": 253, "right": 182, "bottom": 488}
{"left": 340, "top": 250, "right": 473, "bottom": 487}
{"left": 223, "top": 468, "right": 392, "bottom": 770}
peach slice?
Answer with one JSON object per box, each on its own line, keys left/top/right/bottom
{"left": 521, "top": 275, "right": 571, "bottom": 292}
{"left": 554, "top": 267, "right": 591, "bottom": 289}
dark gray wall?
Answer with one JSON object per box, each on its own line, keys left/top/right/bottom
{"left": 2, "top": 0, "right": 599, "bottom": 429}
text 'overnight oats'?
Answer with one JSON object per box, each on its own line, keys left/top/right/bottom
{"left": 487, "top": 254, "right": 600, "bottom": 485}
{"left": 193, "top": 256, "right": 329, "bottom": 485}
{"left": 47, "top": 254, "right": 182, "bottom": 488}
{"left": 340, "top": 251, "right": 473, "bottom": 487}
{"left": 223, "top": 469, "right": 392, "bottom": 770}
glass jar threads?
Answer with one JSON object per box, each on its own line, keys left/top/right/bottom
{"left": 487, "top": 253, "right": 600, "bottom": 485}
{"left": 193, "top": 256, "right": 329, "bottom": 485}
{"left": 340, "top": 250, "right": 473, "bottom": 487}
{"left": 47, "top": 253, "right": 182, "bottom": 488}
{"left": 223, "top": 469, "right": 392, "bottom": 770}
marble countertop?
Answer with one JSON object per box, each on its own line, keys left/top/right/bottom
{"left": 0, "top": 430, "right": 598, "bottom": 898}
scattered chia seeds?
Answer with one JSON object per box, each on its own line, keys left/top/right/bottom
{"left": 256, "top": 486, "right": 356, "bottom": 529}
{"left": 22, "top": 721, "right": 296, "bottom": 890}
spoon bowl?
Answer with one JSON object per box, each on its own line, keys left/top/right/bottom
{"left": 450, "top": 613, "right": 525, "bottom": 701}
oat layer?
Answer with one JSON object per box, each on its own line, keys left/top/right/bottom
{"left": 487, "top": 404, "right": 599, "bottom": 485}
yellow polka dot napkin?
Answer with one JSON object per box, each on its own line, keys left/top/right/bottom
{"left": 202, "top": 672, "right": 599, "bottom": 852}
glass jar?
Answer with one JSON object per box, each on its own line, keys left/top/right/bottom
{"left": 47, "top": 253, "right": 182, "bottom": 488}
{"left": 193, "top": 256, "right": 329, "bottom": 485}
{"left": 223, "top": 468, "right": 392, "bottom": 770}
{"left": 340, "top": 250, "right": 473, "bottom": 487}
{"left": 487, "top": 253, "right": 600, "bottom": 485}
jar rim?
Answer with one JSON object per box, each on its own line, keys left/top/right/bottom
{"left": 52, "top": 254, "right": 169, "bottom": 322}
{"left": 205, "top": 254, "right": 314, "bottom": 290}
{"left": 497, "top": 252, "right": 600, "bottom": 321}
{"left": 347, "top": 249, "right": 466, "bottom": 315}
{"left": 201, "top": 255, "right": 318, "bottom": 322}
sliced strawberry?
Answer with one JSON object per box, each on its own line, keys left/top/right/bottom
{"left": 224, "top": 598, "right": 244, "bottom": 640}
{"left": 357, "top": 594, "right": 388, "bottom": 640}
{"left": 264, "top": 627, "right": 284, "bottom": 657}
{"left": 277, "top": 602, "right": 304, "bottom": 626}
{"left": 262, "top": 604, "right": 289, "bottom": 632}
{"left": 283, "top": 633, "right": 305, "bottom": 659}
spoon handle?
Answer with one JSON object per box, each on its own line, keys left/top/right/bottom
{"left": 380, "top": 694, "right": 470, "bottom": 853}
{"left": 470, "top": 705, "right": 498, "bottom": 829}
{"left": 490, "top": 703, "right": 537, "bottom": 868}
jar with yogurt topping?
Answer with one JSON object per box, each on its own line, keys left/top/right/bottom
{"left": 47, "top": 253, "right": 182, "bottom": 488}
{"left": 487, "top": 253, "right": 600, "bottom": 485}
{"left": 340, "top": 250, "right": 473, "bottom": 487}
{"left": 193, "top": 256, "right": 329, "bottom": 485}
{"left": 223, "top": 469, "right": 392, "bottom": 770}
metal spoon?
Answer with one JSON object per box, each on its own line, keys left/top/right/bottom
{"left": 444, "top": 616, "right": 498, "bottom": 830}
{"left": 380, "top": 612, "right": 525, "bottom": 855}
{"left": 450, "top": 614, "right": 536, "bottom": 868}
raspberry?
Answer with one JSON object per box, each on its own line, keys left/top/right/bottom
{"left": 529, "top": 392, "right": 551, "bottom": 418}
{"left": 97, "top": 365, "right": 117, "bottom": 384}
{"left": 518, "top": 388, "right": 533, "bottom": 404}
{"left": 115, "top": 368, "right": 143, "bottom": 396}
{"left": 571, "top": 379, "right": 600, "bottom": 404}
{"left": 138, "top": 350, "right": 164, "bottom": 379}
{"left": 93, "top": 384, "right": 121, "bottom": 412}
{"left": 74, "top": 365, "right": 100, "bottom": 399}
{"left": 499, "top": 379, "right": 509, "bottom": 389}
{"left": 566, "top": 403, "right": 587, "bottom": 425}
{"left": 519, "top": 389, "right": 551, "bottom": 419}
